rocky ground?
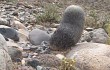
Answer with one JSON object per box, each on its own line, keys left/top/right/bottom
{"left": 0, "top": 0, "right": 110, "bottom": 70}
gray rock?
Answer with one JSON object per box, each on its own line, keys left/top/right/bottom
{"left": 85, "top": 27, "right": 94, "bottom": 31}
{"left": 0, "top": 25, "right": 19, "bottom": 41}
{"left": 37, "top": 66, "right": 43, "bottom": 70}
{"left": 0, "top": 33, "right": 13, "bottom": 70}
{"left": 90, "top": 28, "right": 109, "bottom": 43}
{"left": 79, "top": 30, "right": 92, "bottom": 42}
{"left": 29, "top": 28, "right": 50, "bottom": 45}
{"left": 66, "top": 43, "right": 110, "bottom": 70}
{"left": 22, "top": 52, "right": 29, "bottom": 58}
{"left": 8, "top": 47, "right": 22, "bottom": 62}
{"left": 0, "top": 17, "right": 9, "bottom": 26}
{"left": 0, "top": 33, "right": 8, "bottom": 51}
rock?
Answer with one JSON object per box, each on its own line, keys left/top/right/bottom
{"left": 56, "top": 54, "right": 65, "bottom": 60}
{"left": 24, "top": 4, "right": 33, "bottom": 9}
{"left": 36, "top": 25, "right": 45, "bottom": 30}
{"left": 79, "top": 30, "right": 92, "bottom": 42}
{"left": 0, "top": 49, "right": 13, "bottom": 70}
{"left": 66, "top": 43, "right": 110, "bottom": 70}
{"left": 16, "top": 66, "right": 35, "bottom": 70}
{"left": 12, "top": 11, "right": 19, "bottom": 16}
{"left": 8, "top": 47, "right": 22, "bottom": 62}
{"left": 22, "top": 52, "right": 29, "bottom": 58}
{"left": 0, "top": 25, "right": 10, "bottom": 28}
{"left": 27, "top": 59, "right": 41, "bottom": 68}
{"left": 51, "top": 23, "right": 60, "bottom": 28}
{"left": 18, "top": 42, "right": 31, "bottom": 51}
{"left": 27, "top": 54, "right": 61, "bottom": 68}
{"left": 18, "top": 12, "right": 36, "bottom": 23}
{"left": 0, "top": 33, "right": 13, "bottom": 70}
{"left": 90, "top": 28, "right": 109, "bottom": 43}
{"left": 42, "top": 67, "right": 58, "bottom": 70}
{"left": 0, "top": 33, "right": 8, "bottom": 51}
{"left": 19, "top": 17, "right": 25, "bottom": 23}
{"left": 0, "top": 25, "right": 19, "bottom": 41}
{"left": 11, "top": 20, "right": 27, "bottom": 30}
{"left": 37, "top": 66, "right": 43, "bottom": 70}
{"left": 85, "top": 27, "right": 94, "bottom": 31}
{"left": 5, "top": 5, "right": 12, "bottom": 9}
{"left": 29, "top": 28, "right": 50, "bottom": 45}
{"left": 35, "top": 41, "right": 50, "bottom": 54}
{"left": 0, "top": 17, "right": 9, "bottom": 26}
{"left": 7, "top": 41, "right": 23, "bottom": 50}
{"left": 17, "top": 29, "right": 29, "bottom": 42}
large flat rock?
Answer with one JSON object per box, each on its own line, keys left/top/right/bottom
{"left": 66, "top": 43, "right": 110, "bottom": 70}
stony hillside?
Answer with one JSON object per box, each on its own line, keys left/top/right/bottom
{"left": 0, "top": 0, "right": 110, "bottom": 70}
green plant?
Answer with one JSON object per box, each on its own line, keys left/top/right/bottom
{"left": 36, "top": 3, "right": 60, "bottom": 24}
{"left": 59, "top": 58, "right": 76, "bottom": 70}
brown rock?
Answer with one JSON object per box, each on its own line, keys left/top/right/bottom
{"left": 11, "top": 20, "right": 27, "bottom": 30}
{"left": 66, "top": 43, "right": 110, "bottom": 70}
{"left": 17, "top": 29, "right": 29, "bottom": 42}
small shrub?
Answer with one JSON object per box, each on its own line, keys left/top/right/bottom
{"left": 35, "top": 3, "right": 60, "bottom": 25}
{"left": 106, "top": 38, "right": 110, "bottom": 45}
{"left": 59, "top": 58, "right": 76, "bottom": 70}
{"left": 85, "top": 10, "right": 110, "bottom": 29}
{"left": 85, "top": 10, "right": 99, "bottom": 28}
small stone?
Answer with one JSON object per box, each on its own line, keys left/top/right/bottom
{"left": 22, "top": 52, "right": 29, "bottom": 58}
{"left": 23, "top": 47, "right": 30, "bottom": 51}
{"left": 37, "top": 66, "right": 43, "bottom": 70}
{"left": 12, "top": 11, "right": 18, "bottom": 16}
{"left": 27, "top": 59, "right": 41, "bottom": 68}
{"left": 79, "top": 30, "right": 92, "bottom": 42}
{"left": 56, "top": 54, "right": 65, "bottom": 60}
{"left": 91, "top": 28, "right": 109, "bottom": 44}
{"left": 22, "top": 58, "right": 26, "bottom": 66}
{"left": 0, "top": 17, "right": 9, "bottom": 26}
{"left": 24, "top": 5, "right": 33, "bottom": 9}
{"left": 30, "top": 45, "right": 38, "bottom": 51}
{"left": 86, "top": 27, "right": 94, "bottom": 31}
{"left": 51, "top": 23, "right": 60, "bottom": 28}
{"left": 29, "top": 28, "right": 50, "bottom": 45}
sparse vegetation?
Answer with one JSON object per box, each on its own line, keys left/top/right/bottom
{"left": 35, "top": 3, "right": 60, "bottom": 26}
{"left": 85, "top": 9, "right": 110, "bottom": 29}
{"left": 1, "top": 0, "right": 110, "bottom": 69}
